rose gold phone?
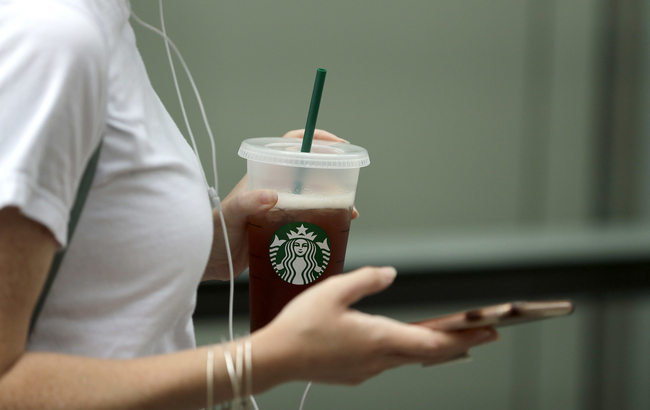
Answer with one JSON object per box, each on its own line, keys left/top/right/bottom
{"left": 414, "top": 300, "right": 575, "bottom": 331}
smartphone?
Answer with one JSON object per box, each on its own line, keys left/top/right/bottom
{"left": 414, "top": 300, "right": 575, "bottom": 331}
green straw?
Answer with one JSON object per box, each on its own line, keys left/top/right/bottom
{"left": 301, "top": 68, "right": 327, "bottom": 153}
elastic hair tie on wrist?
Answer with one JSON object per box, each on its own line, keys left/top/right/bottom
{"left": 245, "top": 336, "right": 253, "bottom": 398}
{"left": 207, "top": 346, "right": 215, "bottom": 410}
{"left": 222, "top": 339, "right": 241, "bottom": 404}
{"left": 235, "top": 339, "right": 244, "bottom": 408}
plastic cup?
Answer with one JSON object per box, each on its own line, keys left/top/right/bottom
{"left": 238, "top": 137, "right": 370, "bottom": 331}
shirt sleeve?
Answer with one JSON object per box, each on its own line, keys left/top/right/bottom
{"left": 0, "top": 2, "right": 109, "bottom": 246}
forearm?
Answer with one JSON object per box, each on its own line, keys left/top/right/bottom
{"left": 0, "top": 340, "right": 292, "bottom": 410}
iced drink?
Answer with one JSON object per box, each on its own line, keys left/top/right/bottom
{"left": 248, "top": 194, "right": 354, "bottom": 331}
{"left": 238, "top": 138, "right": 369, "bottom": 331}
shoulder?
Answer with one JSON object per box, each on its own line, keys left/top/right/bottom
{"left": 0, "top": 0, "right": 109, "bottom": 68}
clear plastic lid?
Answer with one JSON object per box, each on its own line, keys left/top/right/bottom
{"left": 238, "top": 138, "right": 370, "bottom": 169}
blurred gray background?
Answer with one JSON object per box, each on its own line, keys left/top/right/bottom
{"left": 129, "top": 0, "right": 650, "bottom": 409}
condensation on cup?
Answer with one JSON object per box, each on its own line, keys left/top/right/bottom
{"left": 238, "top": 138, "right": 370, "bottom": 332}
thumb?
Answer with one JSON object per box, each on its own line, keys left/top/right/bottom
{"left": 221, "top": 189, "right": 278, "bottom": 226}
{"left": 327, "top": 266, "right": 397, "bottom": 308}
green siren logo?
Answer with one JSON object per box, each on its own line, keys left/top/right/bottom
{"left": 270, "top": 222, "right": 330, "bottom": 285}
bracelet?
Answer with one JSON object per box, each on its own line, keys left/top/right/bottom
{"left": 207, "top": 346, "right": 215, "bottom": 410}
{"left": 222, "top": 339, "right": 241, "bottom": 404}
{"left": 210, "top": 338, "right": 254, "bottom": 410}
{"left": 236, "top": 340, "right": 244, "bottom": 383}
{"left": 245, "top": 336, "right": 252, "bottom": 399}
{"left": 235, "top": 339, "right": 244, "bottom": 407}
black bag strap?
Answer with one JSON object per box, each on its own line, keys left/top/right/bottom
{"left": 29, "top": 142, "right": 103, "bottom": 335}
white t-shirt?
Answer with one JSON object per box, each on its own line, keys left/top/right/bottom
{"left": 0, "top": 0, "right": 214, "bottom": 358}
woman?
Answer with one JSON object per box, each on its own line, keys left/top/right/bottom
{"left": 0, "top": 0, "right": 498, "bottom": 408}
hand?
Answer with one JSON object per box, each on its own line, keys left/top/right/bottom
{"left": 252, "top": 267, "right": 499, "bottom": 388}
{"left": 205, "top": 129, "right": 356, "bottom": 281}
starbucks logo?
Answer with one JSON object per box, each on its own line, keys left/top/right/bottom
{"left": 269, "top": 222, "right": 330, "bottom": 285}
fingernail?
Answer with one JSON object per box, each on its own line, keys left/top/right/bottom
{"left": 454, "top": 351, "right": 472, "bottom": 361}
{"left": 423, "top": 352, "right": 472, "bottom": 368}
{"left": 260, "top": 190, "right": 277, "bottom": 204}
{"left": 379, "top": 266, "right": 397, "bottom": 282}
{"left": 473, "top": 329, "right": 498, "bottom": 344}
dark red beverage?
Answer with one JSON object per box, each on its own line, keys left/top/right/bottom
{"left": 248, "top": 207, "right": 352, "bottom": 331}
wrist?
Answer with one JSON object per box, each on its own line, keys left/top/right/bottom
{"left": 249, "top": 325, "right": 300, "bottom": 393}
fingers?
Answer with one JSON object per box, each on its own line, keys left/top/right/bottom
{"left": 383, "top": 322, "right": 499, "bottom": 360}
{"left": 221, "top": 189, "right": 278, "bottom": 227}
{"left": 279, "top": 129, "right": 358, "bottom": 218}
{"left": 453, "top": 327, "right": 500, "bottom": 347}
{"left": 224, "top": 179, "right": 360, "bottom": 220}
{"left": 422, "top": 351, "right": 472, "bottom": 368}
{"left": 282, "top": 129, "right": 348, "bottom": 143}
{"left": 324, "top": 267, "right": 397, "bottom": 308}
{"left": 349, "top": 325, "right": 496, "bottom": 380}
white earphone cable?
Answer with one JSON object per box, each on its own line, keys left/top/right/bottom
{"left": 128, "top": 1, "right": 236, "bottom": 343}
{"left": 128, "top": 3, "right": 307, "bottom": 409}
{"left": 158, "top": 1, "right": 201, "bottom": 174}
{"left": 299, "top": 382, "right": 312, "bottom": 410}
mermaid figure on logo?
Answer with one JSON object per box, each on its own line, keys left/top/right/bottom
{"left": 279, "top": 238, "right": 320, "bottom": 285}
{"left": 270, "top": 224, "right": 329, "bottom": 285}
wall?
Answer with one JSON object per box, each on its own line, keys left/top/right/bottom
{"left": 129, "top": 0, "right": 600, "bottom": 239}
{"left": 128, "top": 1, "right": 650, "bottom": 409}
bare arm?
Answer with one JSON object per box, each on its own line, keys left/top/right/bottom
{"left": 0, "top": 207, "right": 498, "bottom": 409}
{"left": 0, "top": 207, "right": 56, "bottom": 375}
{"left": 0, "top": 207, "right": 287, "bottom": 409}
